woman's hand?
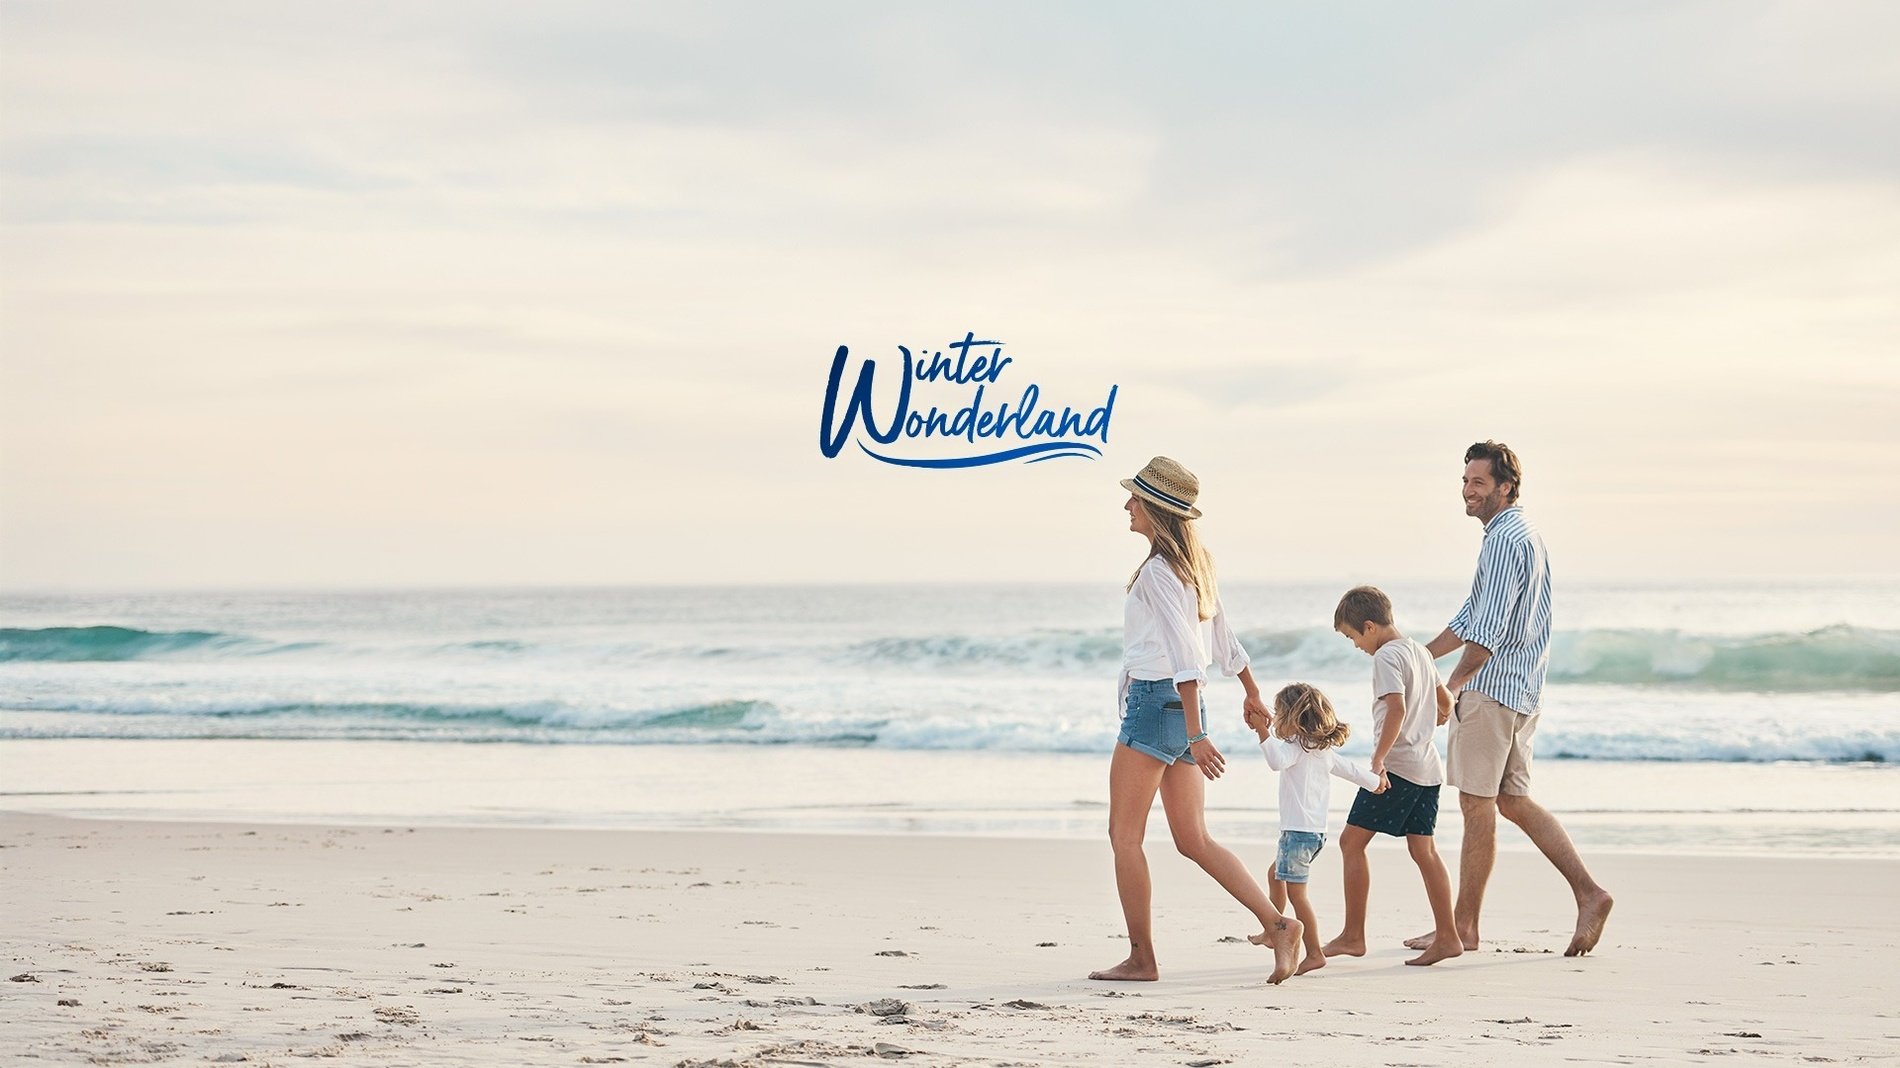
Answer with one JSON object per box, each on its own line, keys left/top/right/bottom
{"left": 1190, "top": 736, "right": 1226, "bottom": 779}
{"left": 1242, "top": 708, "right": 1271, "bottom": 742}
{"left": 1241, "top": 691, "right": 1272, "bottom": 741}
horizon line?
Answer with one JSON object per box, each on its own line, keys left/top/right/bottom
{"left": 5, "top": 574, "right": 1899, "bottom": 597}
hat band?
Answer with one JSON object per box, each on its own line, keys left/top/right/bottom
{"left": 1133, "top": 474, "right": 1194, "bottom": 513}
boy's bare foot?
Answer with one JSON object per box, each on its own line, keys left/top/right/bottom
{"left": 1087, "top": 956, "right": 1158, "bottom": 981}
{"left": 1565, "top": 890, "right": 1614, "bottom": 956}
{"left": 1295, "top": 953, "right": 1326, "bottom": 975}
{"left": 1247, "top": 917, "right": 1304, "bottom": 984}
{"left": 1405, "top": 936, "right": 1464, "bottom": 966}
{"left": 1404, "top": 927, "right": 1478, "bottom": 951}
{"left": 1319, "top": 933, "right": 1365, "bottom": 958}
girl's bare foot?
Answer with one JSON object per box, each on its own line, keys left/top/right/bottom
{"left": 1319, "top": 933, "right": 1365, "bottom": 957}
{"left": 1088, "top": 956, "right": 1158, "bottom": 981}
{"left": 1247, "top": 917, "right": 1304, "bottom": 984}
{"left": 1405, "top": 936, "right": 1464, "bottom": 966}
{"left": 1295, "top": 952, "right": 1326, "bottom": 975}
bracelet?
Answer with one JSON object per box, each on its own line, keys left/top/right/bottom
{"left": 1187, "top": 732, "right": 1209, "bottom": 744}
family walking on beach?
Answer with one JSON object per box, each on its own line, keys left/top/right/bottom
{"left": 1092, "top": 444, "right": 1615, "bottom": 985}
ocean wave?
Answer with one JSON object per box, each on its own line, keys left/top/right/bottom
{"left": 0, "top": 625, "right": 279, "bottom": 661}
{"left": 1540, "top": 731, "right": 1895, "bottom": 764}
{"left": 854, "top": 624, "right": 1900, "bottom": 691}
{"left": 1548, "top": 625, "right": 1900, "bottom": 691}
{"left": 4, "top": 622, "right": 1895, "bottom": 692}
{"left": 1, "top": 696, "right": 781, "bottom": 729}
{"left": 0, "top": 627, "right": 562, "bottom": 664}
{"left": 1, "top": 698, "right": 1893, "bottom": 763}
{"left": 847, "top": 631, "right": 1123, "bottom": 670}
{"left": 0, "top": 698, "right": 886, "bottom": 748}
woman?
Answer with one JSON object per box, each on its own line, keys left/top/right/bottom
{"left": 1088, "top": 456, "right": 1303, "bottom": 985}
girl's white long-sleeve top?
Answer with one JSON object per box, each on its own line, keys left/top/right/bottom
{"left": 1260, "top": 737, "right": 1381, "bottom": 833}
{"left": 1119, "top": 555, "right": 1250, "bottom": 714}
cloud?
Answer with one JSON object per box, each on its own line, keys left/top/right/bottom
{"left": 2, "top": 2, "right": 1897, "bottom": 588}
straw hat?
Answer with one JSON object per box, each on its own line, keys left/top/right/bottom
{"left": 1121, "top": 456, "right": 1203, "bottom": 519}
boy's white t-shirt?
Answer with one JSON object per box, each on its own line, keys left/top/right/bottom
{"left": 1370, "top": 637, "right": 1446, "bottom": 787}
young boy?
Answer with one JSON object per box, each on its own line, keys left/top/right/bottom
{"left": 1320, "top": 585, "right": 1463, "bottom": 966}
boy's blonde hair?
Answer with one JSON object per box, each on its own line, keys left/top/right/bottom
{"left": 1125, "top": 498, "right": 1219, "bottom": 621}
{"left": 1272, "top": 683, "right": 1351, "bottom": 751}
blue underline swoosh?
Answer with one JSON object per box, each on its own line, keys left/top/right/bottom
{"left": 856, "top": 441, "right": 1102, "bottom": 468}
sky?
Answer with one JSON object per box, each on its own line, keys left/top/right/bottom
{"left": 3, "top": 1, "right": 1897, "bottom": 590}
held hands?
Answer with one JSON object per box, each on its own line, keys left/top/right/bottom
{"left": 1242, "top": 708, "right": 1271, "bottom": 741}
{"left": 1241, "top": 692, "right": 1273, "bottom": 742}
{"left": 1371, "top": 758, "right": 1390, "bottom": 795}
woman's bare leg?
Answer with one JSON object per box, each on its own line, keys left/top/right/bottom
{"left": 1089, "top": 743, "right": 1168, "bottom": 981}
{"left": 1157, "top": 760, "right": 1302, "bottom": 984}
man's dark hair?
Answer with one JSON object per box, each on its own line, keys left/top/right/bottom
{"left": 1465, "top": 440, "right": 1523, "bottom": 503}
{"left": 1334, "top": 585, "right": 1394, "bottom": 632}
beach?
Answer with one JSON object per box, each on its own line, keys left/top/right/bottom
{"left": 5, "top": 583, "right": 1899, "bottom": 1063}
{"left": 7, "top": 811, "right": 1899, "bottom": 1066}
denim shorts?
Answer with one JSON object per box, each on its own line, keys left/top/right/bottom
{"left": 1117, "top": 677, "right": 1202, "bottom": 765}
{"left": 1275, "top": 830, "right": 1326, "bottom": 884}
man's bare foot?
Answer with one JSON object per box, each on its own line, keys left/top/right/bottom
{"left": 1319, "top": 933, "right": 1365, "bottom": 958}
{"left": 1404, "top": 928, "right": 1478, "bottom": 951}
{"left": 1247, "top": 917, "right": 1304, "bottom": 984}
{"left": 1295, "top": 953, "right": 1326, "bottom": 975}
{"left": 1565, "top": 890, "right": 1614, "bottom": 956}
{"left": 1405, "top": 936, "right": 1464, "bottom": 966}
{"left": 1087, "top": 956, "right": 1158, "bottom": 981}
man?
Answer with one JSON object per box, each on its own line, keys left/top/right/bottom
{"left": 1406, "top": 441, "right": 1614, "bottom": 957}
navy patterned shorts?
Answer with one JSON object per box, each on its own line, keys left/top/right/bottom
{"left": 1346, "top": 771, "right": 1440, "bottom": 837}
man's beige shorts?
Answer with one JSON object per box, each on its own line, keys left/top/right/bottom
{"left": 1445, "top": 690, "right": 1537, "bottom": 797}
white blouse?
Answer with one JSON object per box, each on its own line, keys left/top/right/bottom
{"left": 1119, "top": 555, "right": 1250, "bottom": 713}
{"left": 1260, "top": 737, "right": 1382, "bottom": 833}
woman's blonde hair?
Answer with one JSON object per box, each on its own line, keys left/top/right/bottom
{"left": 1126, "top": 498, "right": 1220, "bottom": 621}
{"left": 1272, "top": 683, "right": 1351, "bottom": 751}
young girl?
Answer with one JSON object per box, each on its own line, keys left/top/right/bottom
{"left": 1246, "top": 683, "right": 1384, "bottom": 976}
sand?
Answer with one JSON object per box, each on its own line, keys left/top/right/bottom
{"left": 4, "top": 813, "right": 1897, "bottom": 1066}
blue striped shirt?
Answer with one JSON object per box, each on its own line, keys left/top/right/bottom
{"left": 1446, "top": 505, "right": 1552, "bottom": 715}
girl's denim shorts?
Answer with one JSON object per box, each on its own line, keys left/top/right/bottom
{"left": 1118, "top": 677, "right": 1204, "bottom": 765}
{"left": 1275, "top": 830, "right": 1327, "bottom": 883}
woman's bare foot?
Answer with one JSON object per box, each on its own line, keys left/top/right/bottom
{"left": 1404, "top": 927, "right": 1478, "bottom": 951}
{"left": 1247, "top": 917, "right": 1304, "bottom": 984}
{"left": 1565, "top": 890, "right": 1614, "bottom": 956}
{"left": 1405, "top": 936, "right": 1464, "bottom": 966}
{"left": 1319, "top": 933, "right": 1365, "bottom": 958}
{"left": 1087, "top": 956, "right": 1159, "bottom": 981}
{"left": 1295, "top": 952, "right": 1326, "bottom": 975}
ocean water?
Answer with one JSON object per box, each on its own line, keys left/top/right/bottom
{"left": 2, "top": 583, "right": 1897, "bottom": 761}
{"left": 3, "top": 583, "right": 1898, "bottom": 855}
